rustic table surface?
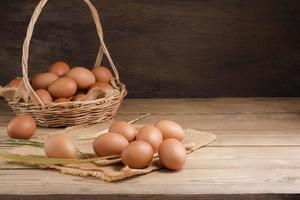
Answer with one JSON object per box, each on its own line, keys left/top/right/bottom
{"left": 0, "top": 98, "right": 300, "bottom": 200}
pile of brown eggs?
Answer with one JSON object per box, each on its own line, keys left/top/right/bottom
{"left": 7, "top": 114, "right": 187, "bottom": 170}
{"left": 7, "top": 61, "right": 115, "bottom": 103}
{"left": 93, "top": 120, "right": 187, "bottom": 170}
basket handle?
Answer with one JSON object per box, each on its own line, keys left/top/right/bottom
{"left": 21, "top": 0, "right": 120, "bottom": 105}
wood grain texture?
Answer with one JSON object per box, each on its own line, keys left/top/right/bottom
{"left": 2, "top": 98, "right": 300, "bottom": 115}
{"left": 1, "top": 168, "right": 300, "bottom": 194}
{"left": 1, "top": 98, "right": 300, "bottom": 130}
{"left": 3, "top": 135, "right": 300, "bottom": 171}
{"left": 1, "top": 194, "right": 300, "bottom": 200}
{"left": 0, "top": 98, "right": 300, "bottom": 198}
{"left": 0, "top": 0, "right": 300, "bottom": 98}
{"left": 118, "top": 98, "right": 300, "bottom": 114}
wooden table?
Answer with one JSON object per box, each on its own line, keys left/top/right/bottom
{"left": 0, "top": 98, "right": 300, "bottom": 200}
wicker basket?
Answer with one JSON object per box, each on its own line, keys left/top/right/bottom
{"left": 5, "top": 0, "right": 127, "bottom": 127}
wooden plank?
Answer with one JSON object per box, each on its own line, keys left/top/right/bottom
{"left": 189, "top": 147, "right": 300, "bottom": 161}
{"left": 1, "top": 112, "right": 300, "bottom": 131}
{"left": 0, "top": 1, "right": 300, "bottom": 98}
{"left": 2, "top": 133, "right": 300, "bottom": 170}
{"left": 118, "top": 98, "right": 300, "bottom": 114}
{"left": 1, "top": 194, "right": 300, "bottom": 200}
{"left": 0, "top": 167, "right": 300, "bottom": 194}
{"left": 0, "top": 98, "right": 299, "bottom": 197}
{"left": 2, "top": 129, "right": 300, "bottom": 147}
{"left": 2, "top": 98, "right": 300, "bottom": 115}
{"left": 2, "top": 133, "right": 300, "bottom": 169}
{"left": 2, "top": 130, "right": 300, "bottom": 147}
{"left": 124, "top": 114, "right": 300, "bottom": 131}
{"left": 1, "top": 113, "right": 300, "bottom": 131}
{"left": 1, "top": 98, "right": 300, "bottom": 128}
{"left": 1, "top": 146, "right": 300, "bottom": 169}
{"left": 1, "top": 98, "right": 300, "bottom": 130}
{"left": 210, "top": 132, "right": 300, "bottom": 146}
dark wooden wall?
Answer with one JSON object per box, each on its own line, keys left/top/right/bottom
{"left": 0, "top": 0, "right": 300, "bottom": 98}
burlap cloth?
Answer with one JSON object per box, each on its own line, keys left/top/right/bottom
{"left": 5, "top": 122, "right": 216, "bottom": 182}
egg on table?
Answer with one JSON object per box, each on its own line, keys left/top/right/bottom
{"left": 136, "top": 125, "right": 163, "bottom": 152}
{"left": 155, "top": 120, "right": 185, "bottom": 141}
{"left": 48, "top": 61, "right": 70, "bottom": 77}
{"left": 158, "top": 138, "right": 187, "bottom": 170}
{"left": 66, "top": 67, "right": 95, "bottom": 90}
{"left": 121, "top": 140, "right": 154, "bottom": 169}
{"left": 44, "top": 134, "right": 76, "bottom": 159}
{"left": 93, "top": 132, "right": 129, "bottom": 156}
{"left": 109, "top": 120, "right": 136, "bottom": 142}
{"left": 7, "top": 115, "right": 36, "bottom": 139}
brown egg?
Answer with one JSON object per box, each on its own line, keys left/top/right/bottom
{"left": 7, "top": 78, "right": 22, "bottom": 88}
{"left": 93, "top": 133, "right": 129, "bottom": 156}
{"left": 48, "top": 77, "right": 77, "bottom": 98}
{"left": 7, "top": 115, "right": 36, "bottom": 139}
{"left": 55, "top": 98, "right": 70, "bottom": 103}
{"left": 109, "top": 121, "right": 136, "bottom": 142}
{"left": 155, "top": 120, "right": 185, "bottom": 141}
{"left": 158, "top": 138, "right": 186, "bottom": 170}
{"left": 35, "top": 89, "right": 53, "bottom": 104}
{"left": 31, "top": 72, "right": 58, "bottom": 89}
{"left": 136, "top": 126, "right": 163, "bottom": 152}
{"left": 48, "top": 61, "right": 70, "bottom": 77}
{"left": 121, "top": 141, "right": 154, "bottom": 169}
{"left": 92, "top": 66, "right": 113, "bottom": 83}
{"left": 66, "top": 67, "right": 95, "bottom": 90}
{"left": 44, "top": 134, "right": 76, "bottom": 159}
